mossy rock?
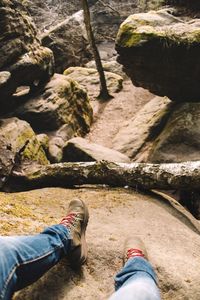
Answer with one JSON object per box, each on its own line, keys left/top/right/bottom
{"left": 64, "top": 66, "right": 123, "bottom": 98}
{"left": 0, "top": 117, "right": 49, "bottom": 189}
{"left": 116, "top": 10, "right": 200, "bottom": 102}
{"left": 0, "top": 0, "right": 54, "bottom": 107}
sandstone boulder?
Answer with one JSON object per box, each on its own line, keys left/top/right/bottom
{"left": 0, "top": 117, "right": 49, "bottom": 188}
{"left": 64, "top": 67, "right": 123, "bottom": 98}
{"left": 0, "top": 0, "right": 54, "bottom": 103}
{"left": 113, "top": 96, "right": 174, "bottom": 160}
{"left": 12, "top": 74, "right": 93, "bottom": 163}
{"left": 14, "top": 74, "right": 93, "bottom": 132}
{"left": 48, "top": 124, "right": 79, "bottom": 163}
{"left": 116, "top": 10, "right": 200, "bottom": 102}
{"left": 85, "top": 60, "right": 125, "bottom": 78}
{"left": 63, "top": 137, "right": 130, "bottom": 163}
{"left": 149, "top": 102, "right": 200, "bottom": 163}
{"left": 42, "top": 11, "right": 92, "bottom": 73}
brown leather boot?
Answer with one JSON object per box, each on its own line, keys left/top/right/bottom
{"left": 60, "top": 199, "right": 89, "bottom": 268}
{"left": 123, "top": 236, "right": 148, "bottom": 264}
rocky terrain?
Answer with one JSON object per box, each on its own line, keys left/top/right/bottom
{"left": 0, "top": 0, "right": 200, "bottom": 299}
{"left": 1, "top": 187, "right": 198, "bottom": 300}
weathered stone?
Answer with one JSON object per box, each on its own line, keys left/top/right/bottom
{"left": 64, "top": 67, "right": 123, "bottom": 98}
{"left": 0, "top": 0, "right": 54, "bottom": 104}
{"left": 14, "top": 74, "right": 93, "bottom": 132}
{"left": 0, "top": 71, "right": 11, "bottom": 85}
{"left": 12, "top": 74, "right": 93, "bottom": 163}
{"left": 116, "top": 10, "right": 200, "bottom": 102}
{"left": 63, "top": 137, "right": 130, "bottom": 163}
{"left": 85, "top": 60, "right": 125, "bottom": 78}
{"left": 42, "top": 11, "right": 92, "bottom": 73}
{"left": 149, "top": 103, "right": 200, "bottom": 163}
{"left": 48, "top": 124, "right": 79, "bottom": 163}
{"left": 0, "top": 117, "right": 48, "bottom": 188}
{"left": 112, "top": 96, "right": 174, "bottom": 160}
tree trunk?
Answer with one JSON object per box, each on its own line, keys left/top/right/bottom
{"left": 9, "top": 161, "right": 200, "bottom": 191}
{"left": 82, "top": 0, "right": 112, "bottom": 100}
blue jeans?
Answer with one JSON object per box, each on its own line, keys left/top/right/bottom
{"left": 0, "top": 225, "right": 160, "bottom": 300}
{"left": 0, "top": 225, "right": 71, "bottom": 300}
{"left": 109, "top": 257, "right": 161, "bottom": 300}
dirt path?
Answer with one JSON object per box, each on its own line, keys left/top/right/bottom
{"left": 87, "top": 79, "right": 154, "bottom": 148}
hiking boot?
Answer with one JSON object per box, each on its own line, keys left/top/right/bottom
{"left": 60, "top": 199, "right": 89, "bottom": 268}
{"left": 123, "top": 236, "right": 148, "bottom": 264}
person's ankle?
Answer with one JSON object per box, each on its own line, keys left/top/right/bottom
{"left": 123, "top": 236, "right": 148, "bottom": 264}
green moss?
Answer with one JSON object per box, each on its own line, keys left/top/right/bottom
{"left": 1, "top": 202, "right": 33, "bottom": 218}
{"left": 188, "top": 29, "right": 200, "bottom": 43}
{"left": 15, "top": 127, "right": 34, "bottom": 150}
{"left": 21, "top": 137, "right": 49, "bottom": 165}
{"left": 117, "top": 24, "right": 160, "bottom": 47}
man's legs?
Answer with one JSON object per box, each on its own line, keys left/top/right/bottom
{"left": 109, "top": 237, "right": 161, "bottom": 300}
{"left": 0, "top": 199, "right": 89, "bottom": 300}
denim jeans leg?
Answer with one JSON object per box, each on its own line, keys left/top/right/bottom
{"left": 109, "top": 257, "right": 161, "bottom": 300}
{"left": 0, "top": 224, "right": 71, "bottom": 300}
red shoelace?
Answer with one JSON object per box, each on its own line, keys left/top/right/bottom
{"left": 126, "top": 248, "right": 145, "bottom": 260}
{"left": 60, "top": 212, "right": 77, "bottom": 227}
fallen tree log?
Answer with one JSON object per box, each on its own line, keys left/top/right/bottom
{"left": 8, "top": 161, "right": 200, "bottom": 191}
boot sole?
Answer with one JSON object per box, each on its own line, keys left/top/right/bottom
{"left": 79, "top": 199, "right": 89, "bottom": 265}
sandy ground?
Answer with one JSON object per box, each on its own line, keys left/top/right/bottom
{"left": 0, "top": 187, "right": 198, "bottom": 300}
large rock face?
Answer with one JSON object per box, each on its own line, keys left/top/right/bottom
{"left": 116, "top": 10, "right": 200, "bottom": 102}
{"left": 0, "top": 117, "right": 49, "bottom": 188}
{"left": 149, "top": 102, "right": 200, "bottom": 163}
{"left": 0, "top": 0, "right": 54, "bottom": 102}
{"left": 14, "top": 74, "right": 93, "bottom": 132}
{"left": 13, "top": 74, "right": 93, "bottom": 163}
{"left": 113, "top": 96, "right": 174, "bottom": 160}
{"left": 42, "top": 11, "right": 92, "bottom": 73}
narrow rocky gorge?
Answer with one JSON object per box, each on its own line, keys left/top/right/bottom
{"left": 0, "top": 0, "right": 200, "bottom": 299}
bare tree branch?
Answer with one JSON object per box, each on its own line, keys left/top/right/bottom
{"left": 98, "top": 0, "right": 120, "bottom": 16}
